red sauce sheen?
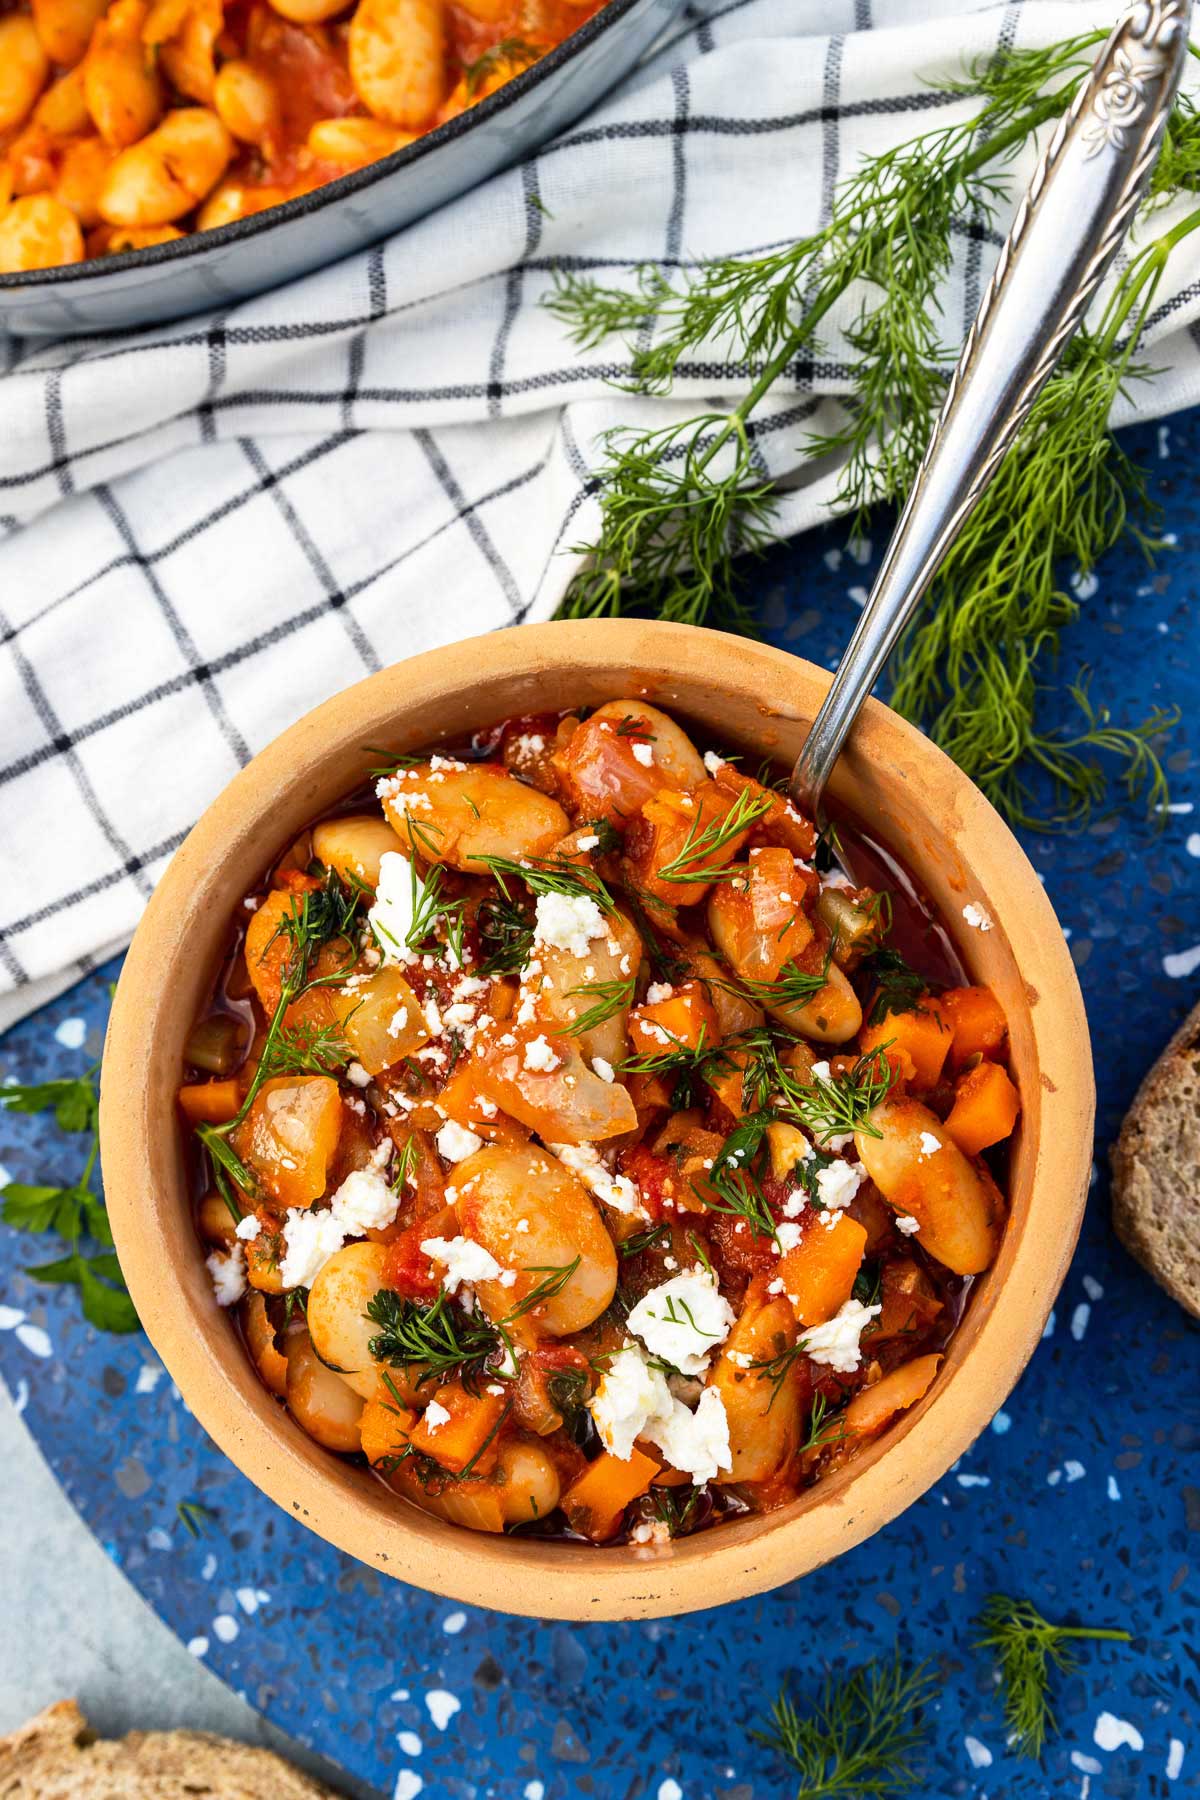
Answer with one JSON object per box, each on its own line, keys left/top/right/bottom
{"left": 180, "top": 700, "right": 1020, "bottom": 1546}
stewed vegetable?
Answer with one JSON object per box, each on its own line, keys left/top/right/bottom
{"left": 183, "top": 700, "right": 1020, "bottom": 1545}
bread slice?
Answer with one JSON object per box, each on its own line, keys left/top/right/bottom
{"left": 1111, "top": 997, "right": 1200, "bottom": 1320}
{"left": 0, "top": 1700, "right": 346, "bottom": 1798}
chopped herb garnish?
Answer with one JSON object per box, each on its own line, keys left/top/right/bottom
{"left": 863, "top": 946, "right": 931, "bottom": 1028}
{"left": 654, "top": 787, "right": 772, "bottom": 885}
{"left": 260, "top": 1017, "right": 349, "bottom": 1079}
{"left": 754, "top": 1651, "right": 937, "bottom": 1798}
{"left": 176, "top": 1499, "right": 216, "bottom": 1538}
{"left": 794, "top": 1047, "right": 897, "bottom": 1146}
{"left": 556, "top": 975, "right": 636, "bottom": 1037}
{"left": 504, "top": 1258, "right": 582, "bottom": 1322}
{"left": 476, "top": 853, "right": 617, "bottom": 915}
{"left": 475, "top": 891, "right": 535, "bottom": 976}
{"left": 366, "top": 1287, "right": 506, "bottom": 1391}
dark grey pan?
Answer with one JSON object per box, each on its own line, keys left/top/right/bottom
{"left": 0, "top": 0, "right": 683, "bottom": 337}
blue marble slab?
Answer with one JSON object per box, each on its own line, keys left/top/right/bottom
{"left": 1, "top": 407, "right": 1198, "bottom": 1800}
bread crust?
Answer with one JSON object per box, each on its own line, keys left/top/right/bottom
{"left": 0, "top": 1699, "right": 345, "bottom": 1798}
{"left": 1111, "top": 996, "right": 1200, "bottom": 1321}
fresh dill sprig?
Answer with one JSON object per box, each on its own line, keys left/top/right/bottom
{"left": 475, "top": 891, "right": 535, "bottom": 975}
{"left": 504, "top": 1258, "right": 582, "bottom": 1322}
{"left": 555, "top": 975, "right": 636, "bottom": 1036}
{"left": 365, "top": 1287, "right": 506, "bottom": 1391}
{"left": 260, "top": 1018, "right": 349, "bottom": 1079}
{"left": 800, "top": 1392, "right": 847, "bottom": 1453}
{"left": 650, "top": 1483, "right": 703, "bottom": 1537}
{"left": 754, "top": 1652, "right": 937, "bottom": 1799}
{"left": 654, "top": 788, "right": 772, "bottom": 884}
{"left": 618, "top": 1223, "right": 673, "bottom": 1258}
{"left": 795, "top": 1048, "right": 896, "bottom": 1146}
{"left": 176, "top": 1498, "right": 216, "bottom": 1538}
{"left": 704, "top": 1116, "right": 779, "bottom": 1242}
{"left": 546, "top": 30, "right": 1200, "bottom": 826}
{"left": 862, "top": 948, "right": 931, "bottom": 1028}
{"left": 477, "top": 853, "right": 617, "bottom": 915}
{"left": 390, "top": 1133, "right": 418, "bottom": 1195}
{"left": 974, "top": 1594, "right": 1131, "bottom": 1759}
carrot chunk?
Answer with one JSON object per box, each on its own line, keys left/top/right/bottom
{"left": 776, "top": 1214, "right": 868, "bottom": 1327}
{"left": 177, "top": 1078, "right": 241, "bottom": 1125}
{"left": 232, "top": 1074, "right": 342, "bottom": 1208}
{"left": 360, "top": 1396, "right": 415, "bottom": 1467}
{"left": 406, "top": 1381, "right": 507, "bottom": 1476}
{"left": 944, "top": 1060, "right": 1021, "bottom": 1156}
{"left": 628, "top": 980, "right": 719, "bottom": 1058}
{"left": 940, "top": 985, "right": 1008, "bottom": 1066}
{"left": 561, "top": 1447, "right": 660, "bottom": 1542}
{"left": 844, "top": 1353, "right": 941, "bottom": 1438}
{"left": 859, "top": 998, "right": 951, "bottom": 1091}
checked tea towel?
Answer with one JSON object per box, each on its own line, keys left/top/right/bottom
{"left": 1, "top": 0, "right": 1199, "bottom": 1025}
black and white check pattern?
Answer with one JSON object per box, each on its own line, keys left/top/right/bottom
{"left": 1, "top": 0, "right": 1198, "bottom": 1026}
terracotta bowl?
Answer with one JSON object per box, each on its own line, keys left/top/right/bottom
{"left": 100, "top": 619, "right": 1093, "bottom": 1620}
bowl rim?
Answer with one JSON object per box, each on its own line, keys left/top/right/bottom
{"left": 0, "top": 0, "right": 654, "bottom": 296}
{"left": 100, "top": 618, "right": 1095, "bottom": 1619}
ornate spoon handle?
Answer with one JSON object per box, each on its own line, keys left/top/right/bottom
{"left": 790, "top": 0, "right": 1191, "bottom": 817}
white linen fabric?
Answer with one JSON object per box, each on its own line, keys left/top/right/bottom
{"left": 1, "top": 0, "right": 1199, "bottom": 1027}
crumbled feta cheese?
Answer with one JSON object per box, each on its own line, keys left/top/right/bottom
{"left": 523, "top": 1034, "right": 558, "bottom": 1072}
{"left": 895, "top": 1214, "right": 921, "bottom": 1236}
{"left": 815, "top": 1160, "right": 865, "bottom": 1211}
{"left": 421, "top": 1234, "right": 510, "bottom": 1294}
{"left": 279, "top": 1207, "right": 347, "bottom": 1289}
{"left": 436, "top": 1120, "right": 483, "bottom": 1163}
{"left": 423, "top": 997, "right": 444, "bottom": 1038}
{"left": 590, "top": 1345, "right": 673, "bottom": 1460}
{"left": 703, "top": 751, "right": 725, "bottom": 776}
{"left": 592, "top": 1056, "right": 615, "bottom": 1084}
{"left": 367, "top": 850, "right": 418, "bottom": 962}
{"left": 645, "top": 982, "right": 674, "bottom": 1005}
{"left": 346, "top": 1062, "right": 372, "bottom": 1089}
{"left": 918, "top": 1131, "right": 942, "bottom": 1157}
{"left": 423, "top": 1400, "right": 451, "bottom": 1433}
{"left": 388, "top": 1007, "right": 409, "bottom": 1037}
{"left": 962, "top": 902, "right": 993, "bottom": 932}
{"left": 775, "top": 1222, "right": 804, "bottom": 1253}
{"left": 630, "top": 741, "right": 654, "bottom": 767}
{"left": 375, "top": 780, "right": 432, "bottom": 816}
{"left": 800, "top": 1298, "right": 882, "bottom": 1373}
{"left": 515, "top": 990, "right": 538, "bottom": 1025}
{"left": 234, "top": 1213, "right": 262, "bottom": 1243}
{"left": 630, "top": 1518, "right": 671, "bottom": 1547}
{"left": 548, "top": 1141, "right": 645, "bottom": 1217}
{"left": 329, "top": 1150, "right": 399, "bottom": 1233}
{"left": 207, "top": 1244, "right": 246, "bottom": 1306}
{"left": 820, "top": 869, "right": 856, "bottom": 892}
{"left": 626, "top": 1271, "right": 736, "bottom": 1375}
{"left": 576, "top": 833, "right": 600, "bottom": 851}
{"left": 443, "top": 1002, "right": 476, "bottom": 1027}
{"left": 533, "top": 891, "right": 608, "bottom": 958}
{"left": 647, "top": 1384, "right": 731, "bottom": 1485}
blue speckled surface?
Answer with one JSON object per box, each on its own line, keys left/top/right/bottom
{"left": 1, "top": 408, "right": 1198, "bottom": 1800}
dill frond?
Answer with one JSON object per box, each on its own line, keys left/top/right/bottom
{"left": 754, "top": 1651, "right": 937, "bottom": 1799}
{"left": 974, "top": 1593, "right": 1131, "bottom": 1758}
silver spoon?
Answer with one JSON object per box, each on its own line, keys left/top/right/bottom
{"left": 790, "top": 0, "right": 1190, "bottom": 826}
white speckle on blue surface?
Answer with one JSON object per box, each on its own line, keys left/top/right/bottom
{"left": 0, "top": 1306, "right": 25, "bottom": 1331}
{"left": 147, "top": 1528, "right": 171, "bottom": 1550}
{"left": 135, "top": 1364, "right": 163, "bottom": 1393}
{"left": 12, "top": 1377, "right": 28, "bottom": 1414}
{"left": 1187, "top": 833, "right": 1200, "bottom": 858}
{"left": 442, "top": 1611, "right": 467, "bottom": 1634}
{"left": 1070, "top": 570, "right": 1099, "bottom": 600}
{"left": 1082, "top": 1276, "right": 1104, "bottom": 1301}
{"left": 957, "top": 1474, "right": 990, "bottom": 1489}
{"left": 236, "top": 1587, "right": 270, "bottom": 1614}
{"left": 1166, "top": 800, "right": 1193, "bottom": 813}
{"left": 848, "top": 585, "right": 869, "bottom": 608}
{"left": 391, "top": 1689, "right": 410, "bottom": 1702}
{"left": 991, "top": 1409, "right": 1012, "bottom": 1434}
{"left": 424, "top": 1691, "right": 460, "bottom": 1732}
{"left": 524, "top": 1783, "right": 545, "bottom": 1800}
{"left": 1107, "top": 1474, "right": 1122, "bottom": 1501}
{"left": 213, "top": 1613, "right": 239, "bottom": 1643}
{"left": 1090, "top": 1162, "right": 1099, "bottom": 1187}
{"left": 187, "top": 1636, "right": 209, "bottom": 1657}
{"left": 1042, "top": 1309, "right": 1056, "bottom": 1339}
{"left": 823, "top": 548, "right": 842, "bottom": 571}
{"left": 1158, "top": 425, "right": 1172, "bottom": 458}
{"left": 964, "top": 1736, "right": 993, "bottom": 1768}
{"left": 658, "top": 1781, "right": 684, "bottom": 1800}
{"left": 1064, "top": 1460, "right": 1086, "bottom": 1483}
{"left": 393, "top": 1775, "right": 423, "bottom": 1800}
{"left": 1048, "top": 1468, "right": 1062, "bottom": 1486}
{"left": 201, "top": 1553, "right": 216, "bottom": 1580}
{"left": 847, "top": 535, "right": 871, "bottom": 565}
{"left": 16, "top": 1323, "right": 51, "bottom": 1359}
{"left": 1063, "top": 925, "right": 1072, "bottom": 939}
{"left": 1167, "top": 1738, "right": 1185, "bottom": 1780}
{"left": 397, "top": 1731, "right": 422, "bottom": 1757}
{"left": 0, "top": 1164, "right": 11, "bottom": 1187}
{"left": 54, "top": 1017, "right": 87, "bottom": 1049}
{"left": 1164, "top": 944, "right": 1200, "bottom": 980}
{"left": 1094, "top": 1713, "right": 1144, "bottom": 1753}
{"left": 1071, "top": 1303, "right": 1091, "bottom": 1341}
{"left": 1072, "top": 1751, "right": 1103, "bottom": 1774}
